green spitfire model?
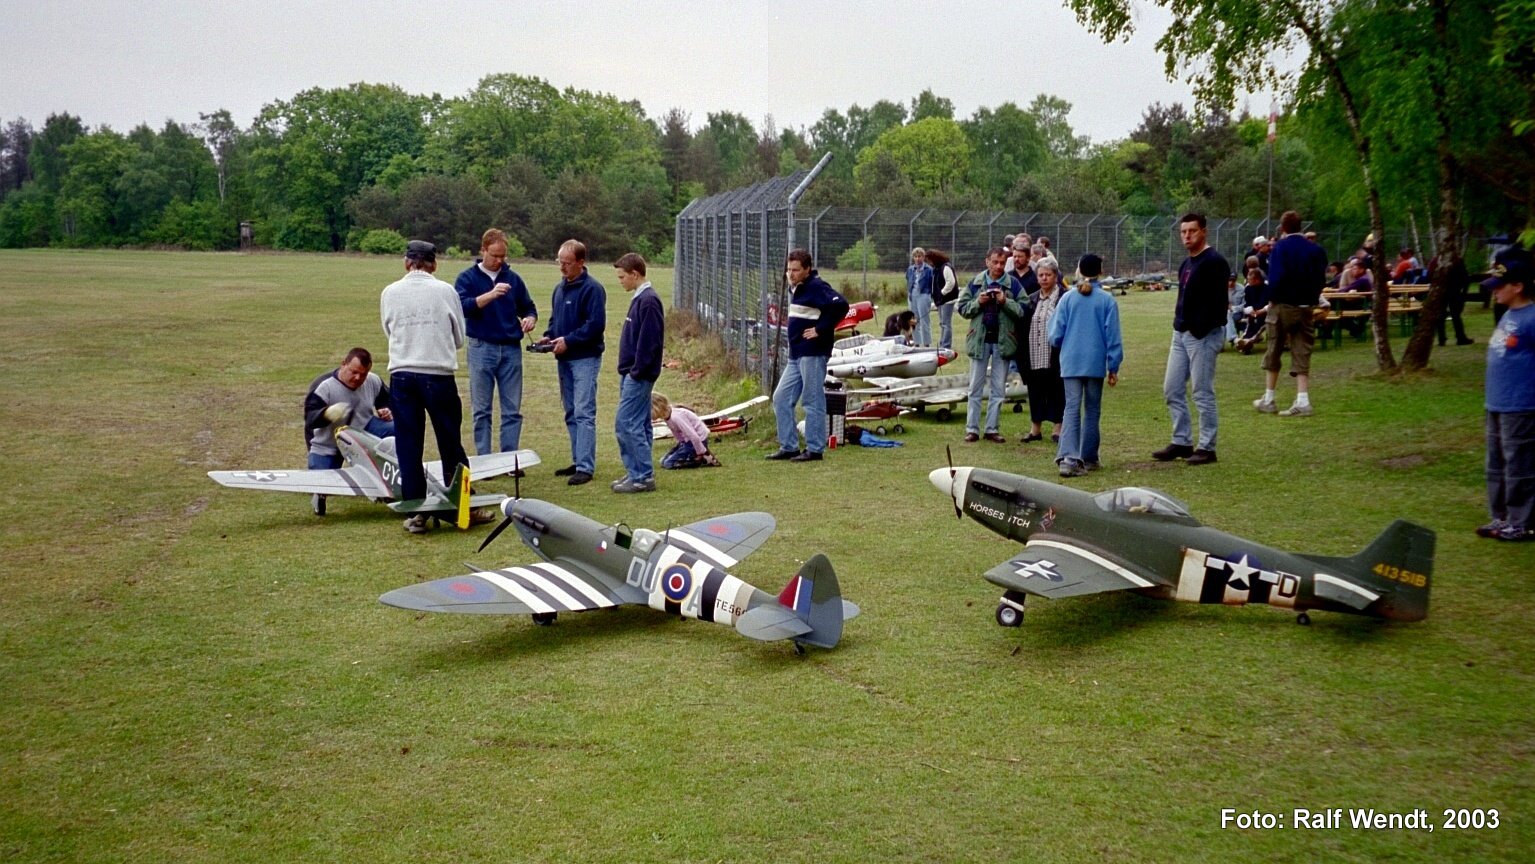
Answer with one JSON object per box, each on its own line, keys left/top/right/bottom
{"left": 931, "top": 465, "right": 1433, "bottom": 627}
{"left": 379, "top": 497, "right": 858, "bottom": 652}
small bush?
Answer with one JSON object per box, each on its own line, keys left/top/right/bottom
{"left": 358, "top": 228, "right": 407, "bottom": 256}
{"left": 835, "top": 237, "right": 880, "bottom": 272}
{"left": 504, "top": 233, "right": 528, "bottom": 258}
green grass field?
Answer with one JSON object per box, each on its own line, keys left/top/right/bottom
{"left": 1, "top": 249, "right": 1530, "bottom": 863}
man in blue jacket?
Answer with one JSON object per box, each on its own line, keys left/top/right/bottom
{"left": 768, "top": 249, "right": 850, "bottom": 463}
{"left": 1253, "top": 210, "right": 1328, "bottom": 417}
{"left": 537, "top": 239, "right": 606, "bottom": 486}
{"left": 611, "top": 253, "right": 664, "bottom": 493}
{"left": 454, "top": 228, "right": 538, "bottom": 458}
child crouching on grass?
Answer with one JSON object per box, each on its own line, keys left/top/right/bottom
{"left": 653, "top": 393, "right": 721, "bottom": 469}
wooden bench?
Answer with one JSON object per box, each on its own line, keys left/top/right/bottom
{"left": 1316, "top": 285, "right": 1430, "bottom": 346}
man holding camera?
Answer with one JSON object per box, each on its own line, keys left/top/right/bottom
{"left": 959, "top": 247, "right": 1027, "bottom": 443}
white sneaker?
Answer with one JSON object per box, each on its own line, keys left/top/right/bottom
{"left": 1253, "top": 397, "right": 1278, "bottom": 414}
{"left": 403, "top": 514, "right": 430, "bottom": 534}
{"left": 1279, "top": 403, "right": 1313, "bottom": 417}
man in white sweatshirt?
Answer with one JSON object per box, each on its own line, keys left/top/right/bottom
{"left": 380, "top": 240, "right": 470, "bottom": 533}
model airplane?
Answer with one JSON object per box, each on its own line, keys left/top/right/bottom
{"left": 827, "top": 347, "right": 957, "bottom": 380}
{"left": 833, "top": 300, "right": 876, "bottom": 334}
{"left": 379, "top": 498, "right": 858, "bottom": 651}
{"left": 854, "top": 372, "right": 1028, "bottom": 422}
{"left": 208, "top": 426, "right": 540, "bottom": 526}
{"left": 931, "top": 464, "right": 1433, "bottom": 627}
{"left": 652, "top": 395, "right": 769, "bottom": 441}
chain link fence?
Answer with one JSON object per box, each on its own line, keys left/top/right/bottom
{"left": 675, "top": 166, "right": 1390, "bottom": 394}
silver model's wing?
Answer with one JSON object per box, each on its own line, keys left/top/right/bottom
{"left": 433, "top": 449, "right": 543, "bottom": 483}
{"left": 983, "top": 537, "right": 1166, "bottom": 599}
{"left": 379, "top": 557, "right": 638, "bottom": 615}
{"left": 913, "top": 387, "right": 969, "bottom": 406}
{"left": 698, "top": 395, "right": 768, "bottom": 422}
{"left": 207, "top": 466, "right": 389, "bottom": 499}
{"left": 667, "top": 512, "right": 777, "bottom": 568}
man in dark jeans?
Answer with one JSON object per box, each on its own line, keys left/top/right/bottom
{"left": 1154, "top": 213, "right": 1230, "bottom": 466}
{"left": 380, "top": 240, "right": 473, "bottom": 534}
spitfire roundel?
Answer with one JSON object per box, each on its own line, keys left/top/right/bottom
{"left": 662, "top": 563, "right": 694, "bottom": 602}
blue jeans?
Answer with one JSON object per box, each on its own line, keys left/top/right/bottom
{"left": 1488, "top": 411, "right": 1535, "bottom": 529}
{"left": 557, "top": 355, "right": 601, "bottom": 475}
{"left": 773, "top": 354, "right": 830, "bottom": 453}
{"left": 1057, "top": 377, "right": 1104, "bottom": 466}
{"left": 1163, "top": 330, "right": 1224, "bottom": 451}
{"left": 467, "top": 336, "right": 524, "bottom": 454}
{"left": 306, "top": 415, "right": 392, "bottom": 470}
{"left": 614, "top": 375, "right": 655, "bottom": 482}
{"left": 389, "top": 371, "right": 468, "bottom": 502}
{"left": 308, "top": 452, "right": 343, "bottom": 470}
{"left": 937, "top": 302, "right": 955, "bottom": 350}
{"left": 966, "top": 342, "right": 1008, "bottom": 434}
{"left": 662, "top": 441, "right": 701, "bottom": 469}
{"left": 909, "top": 290, "right": 933, "bottom": 347}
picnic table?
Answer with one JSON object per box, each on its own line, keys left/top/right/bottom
{"left": 1317, "top": 284, "right": 1431, "bottom": 347}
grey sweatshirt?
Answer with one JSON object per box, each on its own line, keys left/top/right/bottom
{"left": 380, "top": 270, "right": 465, "bottom": 374}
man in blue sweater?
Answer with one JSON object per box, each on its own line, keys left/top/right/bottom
{"left": 768, "top": 249, "right": 850, "bottom": 462}
{"left": 455, "top": 228, "right": 538, "bottom": 457}
{"left": 1253, "top": 211, "right": 1328, "bottom": 417}
{"left": 536, "top": 239, "right": 606, "bottom": 486}
{"left": 611, "top": 253, "right": 664, "bottom": 493}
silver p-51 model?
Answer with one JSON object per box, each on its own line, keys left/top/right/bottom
{"left": 853, "top": 372, "right": 1028, "bottom": 422}
{"left": 208, "top": 426, "right": 539, "bottom": 527}
{"left": 826, "top": 334, "right": 958, "bottom": 380}
{"left": 379, "top": 498, "right": 859, "bottom": 651}
{"left": 932, "top": 464, "right": 1433, "bottom": 627}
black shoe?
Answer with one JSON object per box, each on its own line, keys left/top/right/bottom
{"left": 554, "top": 464, "right": 578, "bottom": 477}
{"left": 1186, "top": 449, "right": 1218, "bottom": 466}
{"left": 789, "top": 450, "right": 823, "bottom": 462}
{"left": 1020, "top": 433, "right": 1043, "bottom": 443}
{"left": 567, "top": 471, "right": 592, "bottom": 486}
{"left": 1457, "top": 338, "right": 1475, "bottom": 346}
{"left": 765, "top": 449, "right": 800, "bottom": 461}
{"left": 1152, "top": 443, "right": 1195, "bottom": 461}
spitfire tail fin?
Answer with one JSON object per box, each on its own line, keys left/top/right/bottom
{"left": 1348, "top": 519, "right": 1435, "bottom": 621}
{"left": 452, "top": 464, "right": 471, "bottom": 530}
{"left": 777, "top": 554, "right": 859, "bottom": 649}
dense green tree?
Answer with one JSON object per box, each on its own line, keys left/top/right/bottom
{"left": 911, "top": 89, "right": 955, "bottom": 122}
{"left": 963, "top": 103, "right": 1050, "bottom": 202}
{"left": 30, "top": 113, "right": 85, "bottom": 192}
{"left": 856, "top": 117, "right": 973, "bottom": 197}
{"left": 1026, "top": 95, "right": 1089, "bottom": 160}
{"left": 0, "top": 118, "right": 33, "bottom": 200}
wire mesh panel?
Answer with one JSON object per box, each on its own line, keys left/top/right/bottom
{"left": 677, "top": 182, "right": 1383, "bottom": 393}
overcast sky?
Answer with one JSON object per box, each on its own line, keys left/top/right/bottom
{"left": 1, "top": 0, "right": 1222, "bottom": 144}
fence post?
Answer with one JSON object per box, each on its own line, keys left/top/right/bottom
{"left": 908, "top": 208, "right": 926, "bottom": 256}
{"left": 986, "top": 212, "right": 1002, "bottom": 257}
{"left": 950, "top": 210, "right": 966, "bottom": 253}
{"left": 862, "top": 208, "right": 879, "bottom": 295}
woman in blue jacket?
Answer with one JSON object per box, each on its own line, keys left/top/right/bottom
{"left": 1047, "top": 255, "right": 1123, "bottom": 477}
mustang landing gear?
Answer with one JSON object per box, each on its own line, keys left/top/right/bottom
{"left": 532, "top": 612, "right": 558, "bottom": 626}
{"left": 995, "top": 590, "right": 1028, "bottom": 627}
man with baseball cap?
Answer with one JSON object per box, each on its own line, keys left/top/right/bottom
{"left": 380, "top": 240, "right": 473, "bottom": 534}
{"left": 1479, "top": 247, "right": 1535, "bottom": 542}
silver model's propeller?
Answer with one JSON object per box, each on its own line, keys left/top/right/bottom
{"left": 945, "top": 445, "right": 962, "bottom": 519}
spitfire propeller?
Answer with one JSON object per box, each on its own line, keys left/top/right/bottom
{"left": 477, "top": 455, "right": 521, "bottom": 553}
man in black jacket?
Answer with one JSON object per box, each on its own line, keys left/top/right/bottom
{"left": 1154, "top": 213, "right": 1231, "bottom": 466}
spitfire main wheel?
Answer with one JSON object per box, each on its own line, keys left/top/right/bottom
{"left": 532, "top": 612, "right": 558, "bottom": 626}
{"left": 1296, "top": 612, "right": 1311, "bottom": 626}
{"left": 995, "top": 603, "right": 1023, "bottom": 627}
{"left": 936, "top": 407, "right": 953, "bottom": 422}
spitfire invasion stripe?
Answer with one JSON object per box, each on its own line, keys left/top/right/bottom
{"left": 499, "top": 568, "right": 588, "bottom": 612}
{"left": 528, "top": 562, "right": 616, "bottom": 608}
{"left": 665, "top": 532, "right": 737, "bottom": 569}
{"left": 698, "top": 569, "right": 726, "bottom": 623}
{"left": 475, "top": 570, "right": 559, "bottom": 615}
{"left": 1027, "top": 540, "right": 1154, "bottom": 588}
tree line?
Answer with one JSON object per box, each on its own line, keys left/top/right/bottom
{"left": 0, "top": 2, "right": 1527, "bottom": 297}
